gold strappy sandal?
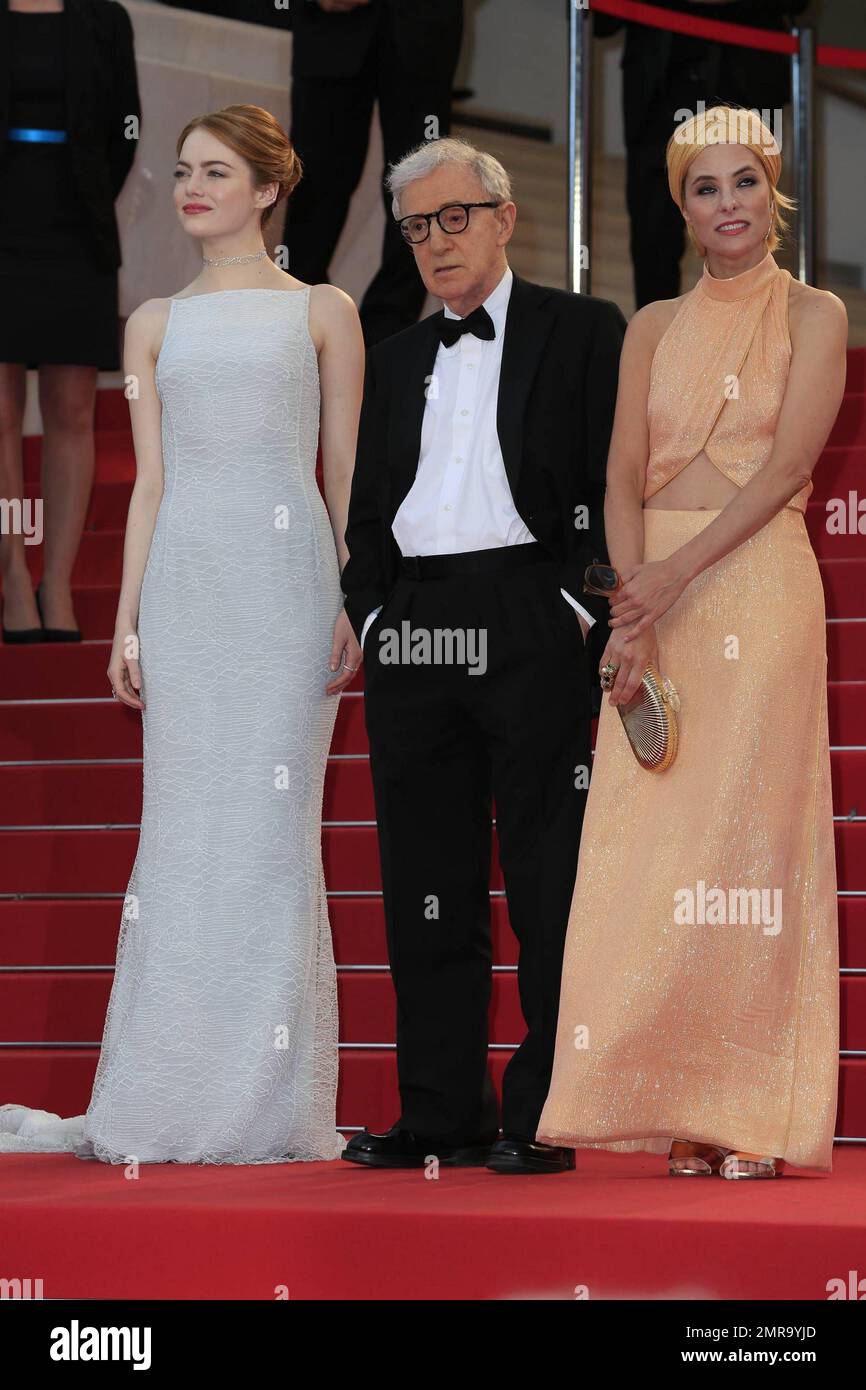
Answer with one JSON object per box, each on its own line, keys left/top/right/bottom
{"left": 720, "top": 1153, "right": 785, "bottom": 1180}
{"left": 668, "top": 1139, "right": 729, "bottom": 1176}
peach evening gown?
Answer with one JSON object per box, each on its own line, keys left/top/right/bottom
{"left": 536, "top": 250, "right": 839, "bottom": 1171}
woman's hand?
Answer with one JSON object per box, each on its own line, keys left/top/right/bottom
{"left": 107, "top": 626, "right": 144, "bottom": 710}
{"left": 608, "top": 559, "right": 688, "bottom": 638}
{"left": 599, "top": 623, "right": 658, "bottom": 707}
{"left": 327, "top": 607, "right": 362, "bottom": 695}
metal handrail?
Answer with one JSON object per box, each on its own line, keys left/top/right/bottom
{"left": 567, "top": 3, "right": 593, "bottom": 295}
{"left": 792, "top": 26, "right": 815, "bottom": 285}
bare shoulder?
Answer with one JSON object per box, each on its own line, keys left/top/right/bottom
{"left": 308, "top": 282, "right": 359, "bottom": 321}
{"left": 127, "top": 296, "right": 172, "bottom": 329}
{"left": 625, "top": 293, "right": 686, "bottom": 356}
{"left": 125, "top": 297, "right": 174, "bottom": 362}
{"left": 788, "top": 278, "right": 848, "bottom": 349}
{"left": 308, "top": 282, "right": 362, "bottom": 352}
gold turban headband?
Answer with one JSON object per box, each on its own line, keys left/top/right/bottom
{"left": 666, "top": 105, "right": 789, "bottom": 255}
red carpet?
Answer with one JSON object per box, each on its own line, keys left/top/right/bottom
{"left": 1, "top": 350, "right": 865, "bottom": 1297}
{"left": 2, "top": 1146, "right": 864, "bottom": 1300}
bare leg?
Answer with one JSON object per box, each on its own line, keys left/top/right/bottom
{"left": 0, "top": 362, "right": 39, "bottom": 631}
{"left": 36, "top": 364, "right": 98, "bottom": 631}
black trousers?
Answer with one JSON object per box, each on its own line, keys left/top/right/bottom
{"left": 284, "top": 12, "right": 458, "bottom": 347}
{"left": 363, "top": 548, "right": 593, "bottom": 1142}
{"left": 624, "top": 52, "right": 720, "bottom": 308}
{"left": 626, "top": 141, "right": 688, "bottom": 309}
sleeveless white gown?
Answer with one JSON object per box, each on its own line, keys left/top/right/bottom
{"left": 0, "top": 287, "right": 346, "bottom": 1163}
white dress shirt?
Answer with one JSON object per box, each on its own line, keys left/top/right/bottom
{"left": 360, "top": 264, "right": 595, "bottom": 648}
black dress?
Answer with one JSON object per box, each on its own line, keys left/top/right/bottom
{"left": 0, "top": 10, "right": 120, "bottom": 370}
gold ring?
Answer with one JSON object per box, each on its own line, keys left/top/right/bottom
{"left": 600, "top": 660, "right": 620, "bottom": 691}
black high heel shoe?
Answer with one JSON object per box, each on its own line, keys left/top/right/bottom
{"left": 35, "top": 581, "right": 82, "bottom": 643}
{"left": 1, "top": 584, "right": 44, "bottom": 644}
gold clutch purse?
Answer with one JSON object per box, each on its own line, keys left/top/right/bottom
{"left": 617, "top": 664, "right": 680, "bottom": 772}
{"left": 581, "top": 561, "right": 680, "bottom": 772}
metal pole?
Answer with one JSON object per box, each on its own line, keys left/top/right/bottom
{"left": 791, "top": 25, "right": 815, "bottom": 285}
{"left": 567, "top": 1, "right": 592, "bottom": 294}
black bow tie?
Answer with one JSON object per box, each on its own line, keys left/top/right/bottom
{"left": 437, "top": 304, "right": 496, "bottom": 348}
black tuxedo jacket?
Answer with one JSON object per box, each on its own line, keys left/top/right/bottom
{"left": 341, "top": 271, "right": 627, "bottom": 645}
{"left": 291, "top": 0, "right": 463, "bottom": 82}
{"left": 0, "top": 0, "right": 140, "bottom": 270}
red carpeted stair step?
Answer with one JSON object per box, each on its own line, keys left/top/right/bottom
{"left": 3, "top": 747, "right": 865, "bottom": 825}
{"left": 827, "top": 393, "right": 866, "bottom": 446}
{"left": 0, "top": 691, "right": 369, "bottom": 757}
{"left": 807, "top": 502, "right": 866, "bottom": 558}
{"left": 12, "top": 487, "right": 865, "bottom": 560}
{"left": 22, "top": 529, "right": 125, "bottom": 586}
{"left": 0, "top": 968, "right": 509, "bottom": 1044}
{"left": 39, "top": 348, "right": 823, "bottom": 428}
{"left": 833, "top": 749, "right": 866, "bottom": 810}
{"left": 0, "top": 755, "right": 376, "bottom": 824}
{"left": 2, "top": 684, "right": 866, "bottom": 757}
{"left": 0, "top": 1045, "right": 864, "bottom": 1142}
{"left": 0, "top": 896, "right": 514, "bottom": 967}
{"left": 821, "top": 560, "right": 866, "bottom": 616}
{"left": 3, "top": 1141, "right": 866, "bottom": 1302}
{"left": 0, "top": 640, "right": 366, "bottom": 697}
{"left": 20, "top": 440, "right": 854, "bottom": 535}
{"left": 2, "top": 893, "right": 863, "bottom": 970}
{"left": 94, "top": 391, "right": 134, "bottom": 431}
{"left": 829, "top": 683, "right": 866, "bottom": 743}
{"left": 2, "top": 967, "right": 864, "bottom": 1050}
{"left": 845, "top": 347, "right": 866, "bottom": 391}
{"left": 1, "top": 820, "right": 865, "bottom": 893}
{"left": 828, "top": 622, "right": 866, "bottom": 681}
{"left": 0, "top": 1043, "right": 423, "bottom": 1132}
{"left": 4, "top": 626, "right": 866, "bottom": 692}
{"left": 5, "top": 562, "right": 865, "bottom": 639}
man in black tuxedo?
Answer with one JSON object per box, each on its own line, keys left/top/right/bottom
{"left": 594, "top": 0, "right": 808, "bottom": 307}
{"left": 339, "top": 139, "right": 626, "bottom": 1174}
{"left": 284, "top": 0, "right": 463, "bottom": 346}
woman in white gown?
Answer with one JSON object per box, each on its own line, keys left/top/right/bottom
{"left": 0, "top": 105, "right": 364, "bottom": 1163}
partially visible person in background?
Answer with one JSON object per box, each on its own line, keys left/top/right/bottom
{"left": 284, "top": 0, "right": 463, "bottom": 347}
{"left": 593, "top": 0, "right": 809, "bottom": 309}
{"left": 0, "top": 0, "right": 140, "bottom": 644}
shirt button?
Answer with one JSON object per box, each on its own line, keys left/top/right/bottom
{"left": 455, "top": 456, "right": 463, "bottom": 463}
{"left": 460, "top": 409, "right": 468, "bottom": 416}
{"left": 444, "top": 504, "right": 452, "bottom": 511}
{"left": 467, "top": 363, "right": 475, "bottom": 369}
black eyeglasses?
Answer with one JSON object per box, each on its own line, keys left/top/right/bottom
{"left": 397, "top": 201, "right": 502, "bottom": 245}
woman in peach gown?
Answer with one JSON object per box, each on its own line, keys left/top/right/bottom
{"left": 537, "top": 107, "right": 848, "bottom": 1177}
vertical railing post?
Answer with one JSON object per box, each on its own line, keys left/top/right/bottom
{"left": 567, "top": 1, "right": 593, "bottom": 294}
{"left": 791, "top": 25, "right": 815, "bottom": 285}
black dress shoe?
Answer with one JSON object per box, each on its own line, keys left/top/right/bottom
{"left": 486, "top": 1135, "right": 576, "bottom": 1174}
{"left": 341, "top": 1122, "right": 496, "bottom": 1169}
{"left": 34, "top": 583, "right": 81, "bottom": 642}
{"left": 1, "top": 593, "right": 43, "bottom": 644}
{"left": 1, "top": 621, "right": 44, "bottom": 644}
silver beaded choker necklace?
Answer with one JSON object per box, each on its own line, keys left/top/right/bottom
{"left": 201, "top": 249, "right": 269, "bottom": 268}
